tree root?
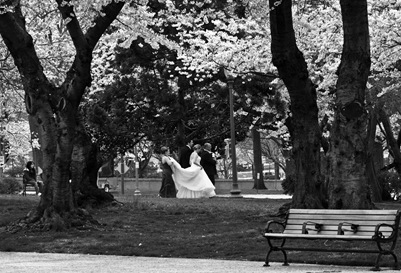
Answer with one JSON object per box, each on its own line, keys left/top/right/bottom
{"left": 5, "top": 207, "right": 103, "bottom": 233}
{"left": 5, "top": 188, "right": 123, "bottom": 234}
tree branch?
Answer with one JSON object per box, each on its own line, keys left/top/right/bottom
{"left": 57, "top": 0, "right": 125, "bottom": 103}
{"left": 85, "top": 1, "right": 126, "bottom": 50}
{"left": 0, "top": 4, "right": 50, "bottom": 99}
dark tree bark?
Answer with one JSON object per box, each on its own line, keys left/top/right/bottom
{"left": 0, "top": 1, "right": 125, "bottom": 229}
{"left": 274, "top": 163, "right": 280, "bottom": 180}
{"left": 365, "top": 99, "right": 382, "bottom": 202}
{"left": 175, "top": 86, "right": 187, "bottom": 149}
{"left": 269, "top": 0, "right": 325, "bottom": 208}
{"left": 378, "top": 108, "right": 401, "bottom": 176}
{"left": 70, "top": 121, "right": 115, "bottom": 208}
{"left": 252, "top": 128, "right": 267, "bottom": 189}
{"left": 328, "top": 0, "right": 372, "bottom": 209}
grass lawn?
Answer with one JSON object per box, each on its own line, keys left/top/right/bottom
{"left": 0, "top": 191, "right": 400, "bottom": 268}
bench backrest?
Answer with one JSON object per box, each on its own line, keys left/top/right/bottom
{"left": 284, "top": 209, "right": 401, "bottom": 237}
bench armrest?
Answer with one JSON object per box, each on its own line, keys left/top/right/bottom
{"left": 264, "top": 220, "right": 285, "bottom": 234}
{"left": 373, "top": 223, "right": 396, "bottom": 241}
{"left": 338, "top": 222, "right": 359, "bottom": 235}
{"left": 302, "top": 221, "right": 323, "bottom": 234}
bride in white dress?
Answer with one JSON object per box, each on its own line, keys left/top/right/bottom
{"left": 171, "top": 144, "right": 216, "bottom": 198}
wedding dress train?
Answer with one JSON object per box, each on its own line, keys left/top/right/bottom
{"left": 171, "top": 152, "right": 216, "bottom": 198}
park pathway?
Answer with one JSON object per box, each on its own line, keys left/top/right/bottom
{"left": 0, "top": 252, "right": 398, "bottom": 273}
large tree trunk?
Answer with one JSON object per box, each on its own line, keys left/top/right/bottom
{"left": 70, "top": 121, "right": 115, "bottom": 208}
{"left": 366, "top": 105, "right": 382, "bottom": 202}
{"left": 328, "top": 0, "right": 372, "bottom": 209}
{"left": 252, "top": 128, "right": 267, "bottom": 189}
{"left": 175, "top": 86, "right": 187, "bottom": 149}
{"left": 0, "top": 1, "right": 125, "bottom": 229}
{"left": 378, "top": 108, "right": 401, "bottom": 175}
{"left": 269, "top": 0, "right": 324, "bottom": 208}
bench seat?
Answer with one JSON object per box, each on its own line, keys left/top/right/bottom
{"left": 22, "top": 184, "right": 36, "bottom": 196}
{"left": 263, "top": 209, "right": 401, "bottom": 271}
{"left": 266, "top": 233, "right": 383, "bottom": 240}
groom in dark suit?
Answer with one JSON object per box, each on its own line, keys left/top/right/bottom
{"left": 200, "top": 143, "right": 217, "bottom": 185}
{"left": 179, "top": 139, "right": 193, "bottom": 168}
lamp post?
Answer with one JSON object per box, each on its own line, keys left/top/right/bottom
{"left": 120, "top": 153, "right": 125, "bottom": 195}
{"left": 224, "top": 68, "right": 241, "bottom": 197}
{"left": 134, "top": 145, "right": 141, "bottom": 196}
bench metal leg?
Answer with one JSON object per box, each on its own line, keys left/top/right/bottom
{"left": 264, "top": 238, "right": 289, "bottom": 267}
{"left": 389, "top": 243, "right": 401, "bottom": 271}
{"left": 372, "top": 253, "right": 382, "bottom": 271}
{"left": 263, "top": 248, "right": 289, "bottom": 267}
{"left": 282, "top": 249, "right": 289, "bottom": 266}
{"left": 263, "top": 249, "right": 273, "bottom": 267}
{"left": 22, "top": 184, "right": 27, "bottom": 196}
{"left": 390, "top": 253, "right": 401, "bottom": 271}
{"left": 372, "top": 240, "right": 400, "bottom": 271}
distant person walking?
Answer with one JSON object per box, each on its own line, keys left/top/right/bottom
{"left": 200, "top": 143, "right": 217, "bottom": 185}
{"left": 23, "top": 161, "right": 41, "bottom": 196}
{"left": 159, "top": 147, "right": 177, "bottom": 198}
{"left": 179, "top": 139, "right": 193, "bottom": 168}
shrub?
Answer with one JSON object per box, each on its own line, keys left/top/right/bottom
{"left": 281, "top": 174, "right": 295, "bottom": 195}
{"left": 0, "top": 177, "right": 22, "bottom": 194}
{"left": 4, "top": 166, "right": 25, "bottom": 178}
{"left": 377, "top": 171, "right": 401, "bottom": 201}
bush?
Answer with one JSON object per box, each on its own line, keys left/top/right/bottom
{"left": 4, "top": 166, "right": 25, "bottom": 178}
{"left": 281, "top": 174, "right": 295, "bottom": 195}
{"left": 0, "top": 177, "right": 22, "bottom": 194}
{"left": 377, "top": 171, "right": 401, "bottom": 201}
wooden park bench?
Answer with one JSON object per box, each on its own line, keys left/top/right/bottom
{"left": 263, "top": 209, "right": 401, "bottom": 271}
{"left": 22, "top": 180, "right": 43, "bottom": 196}
{"left": 22, "top": 184, "right": 36, "bottom": 196}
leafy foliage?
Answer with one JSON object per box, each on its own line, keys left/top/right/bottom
{"left": 0, "top": 177, "right": 21, "bottom": 194}
{"left": 85, "top": 0, "right": 287, "bottom": 158}
{"left": 377, "top": 170, "right": 401, "bottom": 201}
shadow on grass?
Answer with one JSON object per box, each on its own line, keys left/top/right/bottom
{"left": 0, "top": 194, "right": 400, "bottom": 268}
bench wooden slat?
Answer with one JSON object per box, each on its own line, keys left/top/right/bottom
{"left": 283, "top": 225, "right": 394, "bottom": 233}
{"left": 284, "top": 227, "right": 393, "bottom": 233}
{"left": 289, "top": 209, "right": 399, "bottom": 215}
{"left": 280, "top": 230, "right": 393, "bottom": 237}
{"left": 288, "top": 215, "right": 396, "bottom": 221}
{"left": 286, "top": 219, "right": 396, "bottom": 226}
{"left": 22, "top": 184, "right": 37, "bottom": 196}
{"left": 265, "top": 233, "right": 378, "bottom": 240}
